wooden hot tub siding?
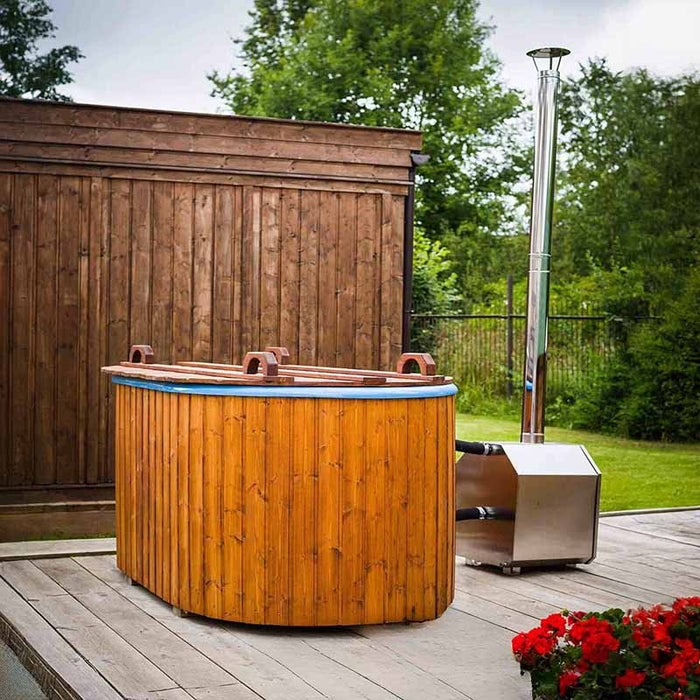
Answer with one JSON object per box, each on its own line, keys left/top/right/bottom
{"left": 114, "top": 384, "right": 455, "bottom": 626}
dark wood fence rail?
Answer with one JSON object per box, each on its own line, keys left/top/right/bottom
{"left": 0, "top": 97, "right": 420, "bottom": 497}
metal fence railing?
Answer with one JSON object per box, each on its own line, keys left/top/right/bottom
{"left": 410, "top": 286, "right": 654, "bottom": 398}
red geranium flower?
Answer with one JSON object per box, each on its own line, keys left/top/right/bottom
{"left": 541, "top": 613, "right": 567, "bottom": 637}
{"left": 559, "top": 671, "right": 580, "bottom": 696}
{"left": 581, "top": 631, "right": 620, "bottom": 664}
{"left": 615, "top": 669, "right": 645, "bottom": 689}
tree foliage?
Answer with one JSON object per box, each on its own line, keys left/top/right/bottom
{"left": 556, "top": 59, "right": 700, "bottom": 315}
{"left": 0, "top": 0, "right": 82, "bottom": 101}
{"left": 551, "top": 60, "right": 700, "bottom": 440}
{"left": 210, "top": 0, "right": 528, "bottom": 301}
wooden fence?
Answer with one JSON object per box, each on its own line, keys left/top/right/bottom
{"left": 0, "top": 97, "right": 420, "bottom": 497}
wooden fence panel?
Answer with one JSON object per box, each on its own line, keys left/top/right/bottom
{"left": 0, "top": 98, "right": 418, "bottom": 494}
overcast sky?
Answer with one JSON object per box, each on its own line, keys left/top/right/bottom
{"left": 48, "top": 0, "right": 700, "bottom": 114}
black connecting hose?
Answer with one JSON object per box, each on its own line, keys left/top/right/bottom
{"left": 456, "top": 506, "right": 514, "bottom": 521}
{"left": 455, "top": 439, "right": 504, "bottom": 456}
{"left": 454, "top": 441, "right": 510, "bottom": 522}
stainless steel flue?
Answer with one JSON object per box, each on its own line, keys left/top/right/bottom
{"left": 454, "top": 47, "right": 601, "bottom": 574}
{"left": 521, "top": 47, "right": 570, "bottom": 444}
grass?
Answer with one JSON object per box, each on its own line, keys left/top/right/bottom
{"left": 456, "top": 413, "right": 700, "bottom": 512}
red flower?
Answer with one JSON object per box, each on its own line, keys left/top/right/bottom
{"left": 615, "top": 669, "right": 645, "bottom": 689}
{"left": 511, "top": 627, "right": 555, "bottom": 665}
{"left": 541, "top": 613, "right": 567, "bottom": 637}
{"left": 581, "top": 631, "right": 620, "bottom": 664}
{"left": 559, "top": 671, "right": 580, "bottom": 696}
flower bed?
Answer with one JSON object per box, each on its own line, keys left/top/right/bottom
{"left": 512, "top": 597, "right": 700, "bottom": 699}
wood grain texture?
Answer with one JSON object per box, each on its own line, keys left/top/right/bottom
{"left": 115, "top": 389, "right": 455, "bottom": 626}
{"left": 0, "top": 101, "right": 411, "bottom": 494}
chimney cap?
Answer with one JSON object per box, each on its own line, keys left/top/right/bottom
{"left": 526, "top": 47, "right": 570, "bottom": 59}
{"left": 527, "top": 47, "right": 570, "bottom": 72}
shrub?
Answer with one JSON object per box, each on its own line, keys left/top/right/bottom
{"left": 512, "top": 598, "right": 700, "bottom": 699}
{"left": 565, "top": 267, "right": 700, "bottom": 442}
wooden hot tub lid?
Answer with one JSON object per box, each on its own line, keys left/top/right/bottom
{"left": 101, "top": 346, "right": 454, "bottom": 388}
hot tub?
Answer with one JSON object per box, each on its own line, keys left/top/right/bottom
{"left": 103, "top": 346, "right": 457, "bottom": 626}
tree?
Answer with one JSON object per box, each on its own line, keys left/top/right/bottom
{"left": 210, "top": 0, "right": 527, "bottom": 301}
{"left": 551, "top": 60, "right": 700, "bottom": 440}
{"left": 556, "top": 59, "right": 700, "bottom": 315}
{"left": 0, "top": 0, "right": 82, "bottom": 101}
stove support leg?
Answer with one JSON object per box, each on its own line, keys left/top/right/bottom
{"left": 502, "top": 566, "right": 521, "bottom": 576}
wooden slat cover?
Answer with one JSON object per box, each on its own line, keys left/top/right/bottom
{"left": 102, "top": 357, "right": 451, "bottom": 387}
{"left": 114, "top": 383, "right": 456, "bottom": 626}
{"left": 0, "top": 98, "right": 419, "bottom": 493}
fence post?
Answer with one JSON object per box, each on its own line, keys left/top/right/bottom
{"left": 506, "top": 274, "right": 514, "bottom": 398}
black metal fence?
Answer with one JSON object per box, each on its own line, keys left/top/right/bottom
{"left": 411, "top": 280, "right": 653, "bottom": 398}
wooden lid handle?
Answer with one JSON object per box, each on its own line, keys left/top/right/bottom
{"left": 264, "top": 346, "right": 290, "bottom": 365}
{"left": 396, "top": 353, "right": 436, "bottom": 376}
{"left": 242, "top": 351, "right": 279, "bottom": 377}
{"left": 128, "top": 345, "right": 155, "bottom": 364}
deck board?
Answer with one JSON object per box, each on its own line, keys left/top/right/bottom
{"left": 0, "top": 511, "right": 698, "bottom": 700}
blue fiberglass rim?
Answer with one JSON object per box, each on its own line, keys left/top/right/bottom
{"left": 111, "top": 375, "right": 458, "bottom": 400}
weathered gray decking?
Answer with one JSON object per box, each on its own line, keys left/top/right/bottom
{"left": 1, "top": 511, "right": 698, "bottom": 700}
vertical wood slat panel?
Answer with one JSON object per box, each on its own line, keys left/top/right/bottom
{"left": 243, "top": 399, "right": 266, "bottom": 624}
{"left": 298, "top": 191, "right": 320, "bottom": 365}
{"left": 212, "top": 186, "right": 234, "bottom": 363}
{"left": 114, "top": 385, "right": 123, "bottom": 570}
{"left": 34, "top": 175, "right": 58, "bottom": 485}
{"left": 177, "top": 394, "right": 191, "bottom": 611}
{"left": 436, "top": 395, "right": 450, "bottom": 615}
{"left": 222, "top": 395, "right": 244, "bottom": 620}
{"left": 77, "top": 179, "right": 91, "bottom": 484}
{"left": 340, "top": 400, "right": 364, "bottom": 625}
{"left": 203, "top": 396, "right": 223, "bottom": 619}
{"left": 231, "top": 188, "right": 244, "bottom": 364}
{"left": 290, "top": 398, "right": 316, "bottom": 625}
{"left": 171, "top": 183, "right": 193, "bottom": 363}
{"left": 154, "top": 391, "right": 163, "bottom": 599}
{"left": 364, "top": 400, "right": 386, "bottom": 623}
{"left": 406, "top": 398, "right": 426, "bottom": 621}
{"left": 97, "top": 179, "right": 111, "bottom": 483}
{"left": 423, "top": 398, "right": 439, "bottom": 617}
{"left": 1, "top": 172, "right": 408, "bottom": 492}
{"left": 130, "top": 180, "right": 152, "bottom": 346}
{"left": 354, "top": 194, "right": 379, "bottom": 370}
{"left": 316, "top": 398, "right": 341, "bottom": 625}
{"left": 11, "top": 175, "right": 35, "bottom": 485}
{"left": 152, "top": 182, "right": 174, "bottom": 365}
{"left": 260, "top": 189, "right": 281, "bottom": 349}
{"left": 168, "top": 392, "right": 179, "bottom": 607}
{"left": 193, "top": 186, "right": 214, "bottom": 362}
{"left": 241, "top": 186, "right": 262, "bottom": 354}
{"left": 317, "top": 192, "right": 338, "bottom": 367}
{"left": 336, "top": 193, "right": 357, "bottom": 368}
{"left": 160, "top": 390, "right": 170, "bottom": 603}
{"left": 56, "top": 177, "right": 81, "bottom": 486}
{"left": 280, "top": 190, "right": 300, "bottom": 361}
{"left": 264, "top": 397, "right": 291, "bottom": 625}
{"left": 385, "top": 399, "right": 408, "bottom": 621}
{"left": 0, "top": 175, "right": 11, "bottom": 485}
{"left": 88, "top": 177, "right": 107, "bottom": 484}
{"left": 117, "top": 391, "right": 454, "bottom": 626}
{"left": 188, "top": 394, "right": 205, "bottom": 614}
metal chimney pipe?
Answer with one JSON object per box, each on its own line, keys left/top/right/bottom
{"left": 521, "top": 47, "right": 569, "bottom": 444}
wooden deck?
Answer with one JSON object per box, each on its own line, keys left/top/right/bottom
{"left": 1, "top": 511, "right": 698, "bottom": 700}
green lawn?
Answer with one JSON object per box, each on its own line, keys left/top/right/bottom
{"left": 456, "top": 414, "right": 700, "bottom": 512}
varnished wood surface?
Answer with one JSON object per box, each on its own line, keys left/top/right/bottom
{"left": 0, "top": 173, "right": 406, "bottom": 490}
{"left": 2, "top": 512, "right": 698, "bottom": 699}
{"left": 115, "top": 384, "right": 456, "bottom": 626}
{"left": 0, "top": 97, "right": 420, "bottom": 187}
